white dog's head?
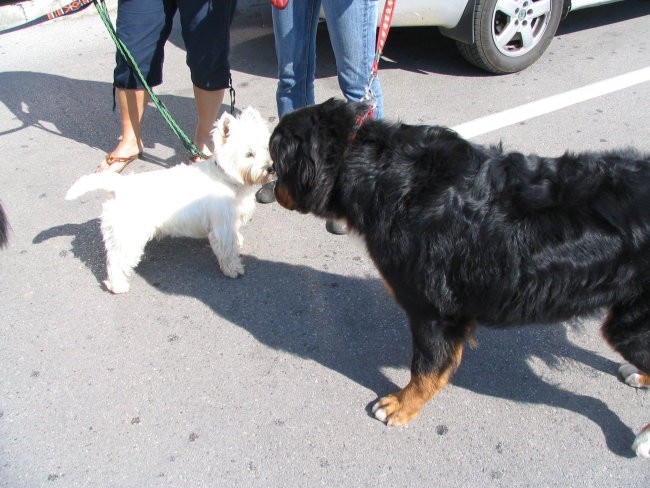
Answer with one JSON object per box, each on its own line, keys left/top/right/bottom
{"left": 212, "top": 106, "right": 275, "bottom": 186}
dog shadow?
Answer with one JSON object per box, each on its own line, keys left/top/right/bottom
{"left": 35, "top": 218, "right": 638, "bottom": 457}
{"left": 33, "top": 219, "right": 107, "bottom": 281}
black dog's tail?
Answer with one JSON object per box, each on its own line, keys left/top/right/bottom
{"left": 0, "top": 202, "right": 8, "bottom": 248}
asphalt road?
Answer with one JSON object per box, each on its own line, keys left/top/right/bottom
{"left": 1, "top": 2, "right": 650, "bottom": 487}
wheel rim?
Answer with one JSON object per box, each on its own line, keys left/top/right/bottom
{"left": 491, "top": 0, "right": 552, "bottom": 57}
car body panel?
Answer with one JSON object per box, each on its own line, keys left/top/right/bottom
{"left": 570, "top": 0, "right": 624, "bottom": 11}
{"left": 386, "top": 0, "right": 469, "bottom": 28}
{"left": 386, "top": 0, "right": 627, "bottom": 28}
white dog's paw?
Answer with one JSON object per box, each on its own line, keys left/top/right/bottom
{"left": 619, "top": 363, "right": 649, "bottom": 388}
{"left": 632, "top": 425, "right": 650, "bottom": 459}
{"left": 219, "top": 258, "right": 244, "bottom": 278}
{"left": 104, "top": 279, "right": 130, "bottom": 294}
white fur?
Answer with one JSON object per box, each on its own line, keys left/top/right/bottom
{"left": 66, "top": 107, "right": 274, "bottom": 293}
{"left": 633, "top": 426, "right": 650, "bottom": 459}
{"left": 618, "top": 363, "right": 650, "bottom": 458}
{"left": 619, "top": 363, "right": 647, "bottom": 388}
{"left": 372, "top": 403, "right": 387, "bottom": 423}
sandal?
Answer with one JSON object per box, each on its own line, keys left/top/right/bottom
{"left": 95, "top": 152, "right": 142, "bottom": 173}
{"left": 185, "top": 153, "right": 209, "bottom": 165}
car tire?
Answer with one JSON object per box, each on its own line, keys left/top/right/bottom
{"left": 456, "top": 0, "right": 564, "bottom": 74}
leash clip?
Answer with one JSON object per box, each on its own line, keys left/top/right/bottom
{"left": 229, "top": 75, "right": 236, "bottom": 115}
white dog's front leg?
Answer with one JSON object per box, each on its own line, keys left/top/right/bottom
{"left": 208, "top": 226, "right": 244, "bottom": 278}
{"left": 235, "top": 197, "right": 255, "bottom": 250}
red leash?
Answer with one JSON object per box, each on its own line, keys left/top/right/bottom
{"left": 353, "top": 0, "right": 396, "bottom": 131}
{"left": 372, "top": 0, "right": 396, "bottom": 81}
{"left": 0, "top": 0, "right": 95, "bottom": 35}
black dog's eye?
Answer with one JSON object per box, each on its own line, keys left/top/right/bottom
{"left": 267, "top": 166, "right": 276, "bottom": 175}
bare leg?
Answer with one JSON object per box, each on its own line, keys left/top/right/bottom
{"left": 192, "top": 86, "right": 225, "bottom": 159}
{"left": 97, "top": 88, "right": 147, "bottom": 172}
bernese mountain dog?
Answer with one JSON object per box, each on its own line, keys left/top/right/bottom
{"left": 269, "top": 98, "right": 650, "bottom": 457}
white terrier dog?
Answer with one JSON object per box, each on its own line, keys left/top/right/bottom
{"left": 66, "top": 107, "right": 274, "bottom": 293}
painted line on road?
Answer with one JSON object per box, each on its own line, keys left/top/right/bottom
{"left": 451, "top": 66, "right": 650, "bottom": 139}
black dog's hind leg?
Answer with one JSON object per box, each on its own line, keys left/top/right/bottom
{"left": 602, "top": 295, "right": 650, "bottom": 457}
{"left": 602, "top": 294, "right": 650, "bottom": 381}
{"left": 372, "top": 317, "right": 473, "bottom": 425}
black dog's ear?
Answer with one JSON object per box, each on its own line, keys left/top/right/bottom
{"left": 269, "top": 128, "right": 317, "bottom": 199}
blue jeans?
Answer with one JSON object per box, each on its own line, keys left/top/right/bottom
{"left": 272, "top": 0, "right": 383, "bottom": 119}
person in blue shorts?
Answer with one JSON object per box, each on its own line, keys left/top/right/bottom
{"left": 96, "top": 0, "right": 238, "bottom": 173}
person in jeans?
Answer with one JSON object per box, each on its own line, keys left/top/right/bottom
{"left": 96, "top": 0, "right": 237, "bottom": 173}
{"left": 257, "top": 0, "right": 383, "bottom": 235}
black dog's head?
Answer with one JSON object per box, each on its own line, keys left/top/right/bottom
{"left": 269, "top": 98, "right": 371, "bottom": 217}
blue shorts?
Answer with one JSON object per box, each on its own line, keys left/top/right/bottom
{"left": 114, "top": 0, "right": 237, "bottom": 91}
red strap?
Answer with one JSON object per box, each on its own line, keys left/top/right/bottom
{"left": 372, "top": 0, "right": 396, "bottom": 76}
{"left": 269, "top": 0, "right": 289, "bottom": 10}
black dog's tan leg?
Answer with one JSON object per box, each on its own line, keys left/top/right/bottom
{"left": 373, "top": 319, "right": 467, "bottom": 426}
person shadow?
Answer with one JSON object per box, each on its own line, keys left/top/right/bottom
{"left": 0, "top": 70, "right": 210, "bottom": 169}
{"left": 33, "top": 218, "right": 638, "bottom": 457}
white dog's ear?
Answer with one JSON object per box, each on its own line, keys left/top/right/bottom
{"left": 240, "top": 106, "right": 263, "bottom": 123}
{"left": 216, "top": 112, "right": 236, "bottom": 140}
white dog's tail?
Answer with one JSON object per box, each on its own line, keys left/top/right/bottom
{"left": 65, "top": 172, "right": 123, "bottom": 200}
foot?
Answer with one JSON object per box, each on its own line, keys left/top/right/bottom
{"left": 96, "top": 153, "right": 141, "bottom": 173}
{"left": 219, "top": 257, "right": 245, "bottom": 278}
{"left": 255, "top": 181, "right": 276, "bottom": 204}
{"left": 185, "top": 153, "right": 209, "bottom": 165}
{"left": 372, "top": 391, "right": 423, "bottom": 426}
{"left": 633, "top": 424, "right": 650, "bottom": 458}
{"left": 326, "top": 220, "right": 348, "bottom": 235}
{"left": 97, "top": 139, "right": 144, "bottom": 173}
{"left": 104, "top": 278, "right": 130, "bottom": 294}
{"left": 619, "top": 363, "right": 650, "bottom": 388}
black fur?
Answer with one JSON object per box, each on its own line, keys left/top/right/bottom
{"left": 270, "top": 98, "right": 650, "bottom": 426}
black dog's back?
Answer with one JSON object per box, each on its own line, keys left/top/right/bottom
{"left": 341, "top": 110, "right": 650, "bottom": 377}
{"left": 346, "top": 121, "right": 650, "bottom": 325}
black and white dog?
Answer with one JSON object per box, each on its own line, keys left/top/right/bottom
{"left": 269, "top": 98, "right": 650, "bottom": 457}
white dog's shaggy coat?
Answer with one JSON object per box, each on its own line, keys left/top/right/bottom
{"left": 66, "top": 107, "right": 274, "bottom": 293}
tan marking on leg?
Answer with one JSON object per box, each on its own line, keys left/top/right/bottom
{"left": 375, "top": 341, "right": 464, "bottom": 426}
{"left": 636, "top": 373, "right": 650, "bottom": 387}
{"left": 274, "top": 183, "right": 295, "bottom": 210}
{"left": 381, "top": 277, "right": 395, "bottom": 300}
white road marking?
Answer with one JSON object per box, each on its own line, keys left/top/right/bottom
{"left": 451, "top": 67, "right": 650, "bottom": 139}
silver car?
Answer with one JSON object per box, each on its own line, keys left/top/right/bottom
{"left": 387, "top": 0, "right": 626, "bottom": 73}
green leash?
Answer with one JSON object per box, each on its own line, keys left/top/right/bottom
{"left": 94, "top": 0, "right": 213, "bottom": 160}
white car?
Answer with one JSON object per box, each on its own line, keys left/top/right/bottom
{"left": 386, "top": 0, "right": 626, "bottom": 73}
